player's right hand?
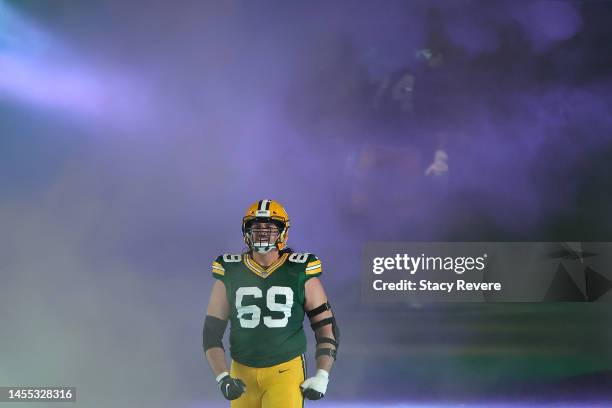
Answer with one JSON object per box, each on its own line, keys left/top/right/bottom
{"left": 216, "top": 372, "right": 246, "bottom": 400}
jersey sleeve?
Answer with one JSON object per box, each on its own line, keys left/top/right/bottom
{"left": 211, "top": 255, "right": 226, "bottom": 281}
{"left": 304, "top": 253, "right": 322, "bottom": 280}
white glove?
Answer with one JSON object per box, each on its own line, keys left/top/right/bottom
{"left": 300, "top": 369, "right": 329, "bottom": 400}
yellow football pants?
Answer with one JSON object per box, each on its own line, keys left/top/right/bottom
{"left": 230, "top": 354, "right": 306, "bottom": 408}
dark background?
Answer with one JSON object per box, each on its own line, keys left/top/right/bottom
{"left": 1, "top": 0, "right": 611, "bottom": 406}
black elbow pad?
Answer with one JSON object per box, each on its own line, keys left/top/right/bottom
{"left": 203, "top": 315, "right": 228, "bottom": 352}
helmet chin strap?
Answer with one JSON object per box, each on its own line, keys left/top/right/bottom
{"left": 253, "top": 246, "right": 275, "bottom": 254}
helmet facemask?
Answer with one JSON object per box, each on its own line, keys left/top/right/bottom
{"left": 243, "top": 219, "right": 285, "bottom": 254}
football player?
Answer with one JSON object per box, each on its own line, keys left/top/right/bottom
{"left": 203, "top": 199, "right": 339, "bottom": 407}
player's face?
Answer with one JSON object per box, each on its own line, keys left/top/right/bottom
{"left": 250, "top": 222, "right": 280, "bottom": 246}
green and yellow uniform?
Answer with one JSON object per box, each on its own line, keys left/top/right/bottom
{"left": 211, "top": 250, "right": 322, "bottom": 408}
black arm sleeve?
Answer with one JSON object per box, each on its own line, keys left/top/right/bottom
{"left": 203, "top": 315, "right": 228, "bottom": 352}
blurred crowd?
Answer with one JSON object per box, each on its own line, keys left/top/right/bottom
{"left": 284, "top": 4, "right": 612, "bottom": 239}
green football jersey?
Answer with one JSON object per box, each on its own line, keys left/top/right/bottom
{"left": 211, "top": 251, "right": 322, "bottom": 367}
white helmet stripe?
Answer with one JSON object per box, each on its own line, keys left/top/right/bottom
{"left": 258, "top": 199, "right": 271, "bottom": 211}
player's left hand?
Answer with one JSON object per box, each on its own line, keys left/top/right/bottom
{"left": 300, "top": 369, "right": 329, "bottom": 400}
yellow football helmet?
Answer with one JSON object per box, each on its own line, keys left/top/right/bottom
{"left": 242, "top": 199, "right": 290, "bottom": 253}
